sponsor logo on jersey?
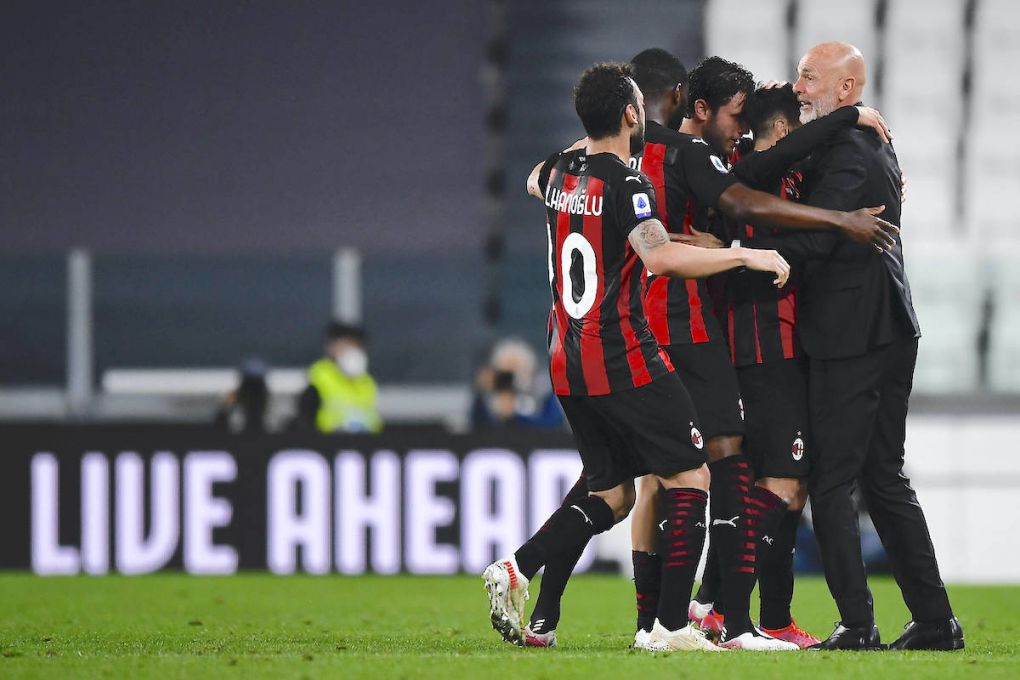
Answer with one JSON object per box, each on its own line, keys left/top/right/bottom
{"left": 710, "top": 155, "right": 730, "bottom": 174}
{"left": 545, "top": 185, "right": 603, "bottom": 216}
{"left": 633, "top": 192, "right": 652, "bottom": 218}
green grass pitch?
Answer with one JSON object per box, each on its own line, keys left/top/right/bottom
{"left": 1, "top": 573, "right": 1018, "bottom": 678}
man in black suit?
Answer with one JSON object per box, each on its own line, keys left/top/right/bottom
{"left": 742, "top": 42, "right": 963, "bottom": 651}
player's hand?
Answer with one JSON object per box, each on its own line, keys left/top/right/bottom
{"left": 856, "top": 106, "right": 892, "bottom": 143}
{"left": 668, "top": 227, "right": 724, "bottom": 248}
{"left": 564, "top": 137, "right": 588, "bottom": 152}
{"left": 740, "top": 248, "right": 790, "bottom": 287}
{"left": 839, "top": 205, "right": 899, "bottom": 251}
{"left": 526, "top": 161, "right": 544, "bottom": 199}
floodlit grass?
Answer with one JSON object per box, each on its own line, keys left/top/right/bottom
{"left": 0, "top": 573, "right": 1017, "bottom": 678}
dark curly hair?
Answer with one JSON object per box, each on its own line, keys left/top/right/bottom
{"left": 686, "top": 56, "right": 755, "bottom": 118}
{"left": 574, "top": 62, "right": 638, "bottom": 140}
{"left": 744, "top": 84, "right": 801, "bottom": 139}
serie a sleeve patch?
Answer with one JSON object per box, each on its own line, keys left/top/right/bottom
{"left": 632, "top": 192, "right": 652, "bottom": 218}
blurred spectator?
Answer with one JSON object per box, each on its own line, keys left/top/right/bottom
{"left": 470, "top": 338, "right": 564, "bottom": 429}
{"left": 294, "top": 321, "right": 382, "bottom": 433}
{"left": 215, "top": 358, "right": 270, "bottom": 434}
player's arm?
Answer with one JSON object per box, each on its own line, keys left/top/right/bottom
{"left": 527, "top": 139, "right": 588, "bottom": 199}
{"left": 629, "top": 218, "right": 789, "bottom": 286}
{"left": 527, "top": 161, "right": 545, "bottom": 199}
{"left": 733, "top": 105, "right": 889, "bottom": 189}
{"left": 717, "top": 182, "right": 894, "bottom": 250}
{"left": 738, "top": 141, "right": 879, "bottom": 262}
{"left": 683, "top": 139, "right": 896, "bottom": 249}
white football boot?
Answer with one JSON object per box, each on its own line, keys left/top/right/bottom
{"left": 482, "top": 556, "right": 530, "bottom": 645}
{"left": 633, "top": 628, "right": 652, "bottom": 650}
{"left": 718, "top": 627, "right": 800, "bottom": 651}
{"left": 645, "top": 619, "right": 726, "bottom": 652}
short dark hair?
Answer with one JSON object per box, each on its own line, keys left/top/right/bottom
{"left": 574, "top": 62, "right": 638, "bottom": 140}
{"left": 686, "top": 56, "right": 755, "bottom": 117}
{"left": 744, "top": 84, "right": 801, "bottom": 139}
{"left": 325, "top": 321, "right": 365, "bottom": 342}
{"left": 630, "top": 48, "right": 687, "bottom": 102}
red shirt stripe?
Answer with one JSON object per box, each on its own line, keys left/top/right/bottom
{"left": 617, "top": 243, "right": 653, "bottom": 388}
{"left": 579, "top": 178, "right": 611, "bottom": 394}
{"left": 778, "top": 291, "right": 797, "bottom": 359}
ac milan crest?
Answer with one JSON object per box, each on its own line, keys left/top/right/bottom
{"left": 691, "top": 424, "right": 704, "bottom": 450}
{"left": 791, "top": 435, "right": 805, "bottom": 461}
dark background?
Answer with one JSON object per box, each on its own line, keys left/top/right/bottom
{"left": 1, "top": 1, "right": 487, "bottom": 255}
{"left": 0, "top": 1, "right": 704, "bottom": 384}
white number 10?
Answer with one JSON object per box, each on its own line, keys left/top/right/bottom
{"left": 560, "top": 232, "right": 598, "bottom": 319}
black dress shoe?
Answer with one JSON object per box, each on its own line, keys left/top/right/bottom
{"left": 808, "top": 623, "right": 885, "bottom": 651}
{"left": 889, "top": 617, "right": 964, "bottom": 651}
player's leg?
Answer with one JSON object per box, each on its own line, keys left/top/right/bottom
{"left": 661, "top": 344, "right": 732, "bottom": 629}
{"left": 740, "top": 358, "right": 818, "bottom": 647}
{"left": 606, "top": 373, "right": 721, "bottom": 652}
{"left": 665, "top": 343, "right": 778, "bottom": 646}
{"left": 631, "top": 475, "right": 662, "bottom": 645}
{"left": 644, "top": 463, "right": 720, "bottom": 651}
{"left": 755, "top": 478, "right": 817, "bottom": 647}
{"left": 522, "top": 480, "right": 634, "bottom": 646}
{"left": 483, "top": 473, "right": 589, "bottom": 645}
{"left": 495, "top": 472, "right": 590, "bottom": 647}
{"left": 514, "top": 473, "right": 589, "bottom": 578}
{"left": 484, "top": 395, "right": 624, "bottom": 646}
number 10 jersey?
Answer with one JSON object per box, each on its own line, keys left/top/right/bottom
{"left": 538, "top": 150, "right": 673, "bottom": 396}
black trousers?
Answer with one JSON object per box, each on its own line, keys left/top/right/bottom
{"left": 808, "top": 337, "right": 953, "bottom": 625}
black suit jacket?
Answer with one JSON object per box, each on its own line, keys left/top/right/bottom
{"left": 747, "top": 123, "right": 920, "bottom": 360}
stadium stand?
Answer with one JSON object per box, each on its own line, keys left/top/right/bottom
{"left": 705, "top": 0, "right": 792, "bottom": 86}
{"left": 704, "top": 0, "right": 1020, "bottom": 394}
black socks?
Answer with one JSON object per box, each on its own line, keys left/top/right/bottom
{"left": 514, "top": 474, "right": 591, "bottom": 579}
{"left": 656, "top": 488, "right": 708, "bottom": 631}
{"left": 708, "top": 455, "right": 757, "bottom": 635}
{"left": 758, "top": 508, "right": 801, "bottom": 630}
{"left": 519, "top": 494, "right": 615, "bottom": 632}
{"left": 632, "top": 550, "right": 662, "bottom": 633}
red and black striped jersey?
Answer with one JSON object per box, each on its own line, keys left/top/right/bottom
{"left": 537, "top": 150, "right": 673, "bottom": 396}
{"left": 718, "top": 170, "right": 804, "bottom": 366}
{"left": 635, "top": 121, "right": 739, "bottom": 347}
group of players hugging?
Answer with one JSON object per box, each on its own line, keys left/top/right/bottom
{"left": 482, "top": 44, "right": 964, "bottom": 653}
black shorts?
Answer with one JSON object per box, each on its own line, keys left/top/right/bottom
{"left": 558, "top": 373, "right": 707, "bottom": 492}
{"left": 736, "top": 358, "right": 811, "bottom": 479}
{"left": 664, "top": 342, "right": 745, "bottom": 440}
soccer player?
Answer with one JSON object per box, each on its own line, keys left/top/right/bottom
{"left": 738, "top": 42, "right": 962, "bottom": 651}
{"left": 510, "top": 51, "right": 899, "bottom": 651}
{"left": 632, "top": 55, "right": 896, "bottom": 651}
{"left": 709, "top": 84, "right": 888, "bottom": 647}
{"left": 484, "top": 61, "right": 792, "bottom": 652}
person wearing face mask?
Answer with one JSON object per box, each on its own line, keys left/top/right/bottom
{"left": 295, "top": 321, "right": 382, "bottom": 434}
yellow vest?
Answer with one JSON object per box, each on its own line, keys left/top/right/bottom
{"left": 308, "top": 358, "right": 382, "bottom": 434}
